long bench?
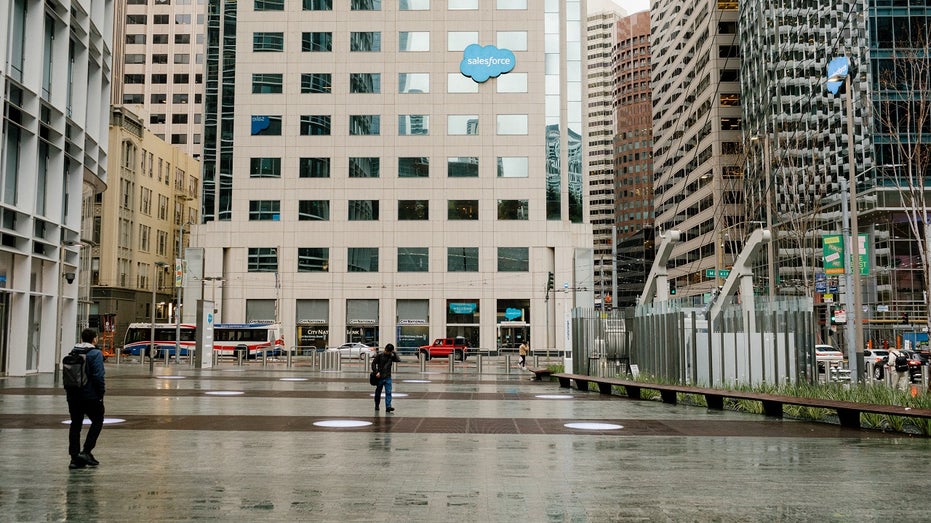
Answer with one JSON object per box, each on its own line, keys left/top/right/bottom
{"left": 553, "top": 372, "right": 931, "bottom": 430}
{"left": 527, "top": 367, "right": 554, "bottom": 381}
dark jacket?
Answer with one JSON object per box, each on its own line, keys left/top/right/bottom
{"left": 371, "top": 351, "right": 400, "bottom": 378}
{"left": 67, "top": 343, "right": 106, "bottom": 401}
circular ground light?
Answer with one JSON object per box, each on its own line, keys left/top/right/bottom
{"left": 155, "top": 375, "right": 185, "bottom": 379}
{"left": 204, "top": 391, "right": 245, "bottom": 396}
{"left": 536, "top": 394, "right": 574, "bottom": 399}
{"left": 369, "top": 393, "right": 409, "bottom": 398}
{"left": 312, "top": 420, "right": 372, "bottom": 428}
{"left": 402, "top": 379, "right": 431, "bottom": 384}
{"left": 564, "top": 422, "right": 623, "bottom": 430}
{"left": 62, "top": 418, "right": 126, "bottom": 425}
{"left": 279, "top": 377, "right": 308, "bottom": 382}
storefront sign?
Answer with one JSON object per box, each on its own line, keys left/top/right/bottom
{"left": 449, "top": 302, "right": 477, "bottom": 314}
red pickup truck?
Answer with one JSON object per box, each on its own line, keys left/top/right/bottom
{"left": 419, "top": 337, "right": 470, "bottom": 361}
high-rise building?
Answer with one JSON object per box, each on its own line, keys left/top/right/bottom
{"left": 651, "top": 0, "right": 744, "bottom": 299}
{"left": 1, "top": 0, "right": 112, "bottom": 376}
{"left": 112, "top": 0, "right": 206, "bottom": 158}
{"left": 191, "top": 0, "right": 594, "bottom": 353}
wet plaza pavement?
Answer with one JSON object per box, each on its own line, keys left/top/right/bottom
{"left": 1, "top": 357, "right": 930, "bottom": 522}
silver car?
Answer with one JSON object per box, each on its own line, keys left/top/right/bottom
{"left": 329, "top": 342, "right": 376, "bottom": 360}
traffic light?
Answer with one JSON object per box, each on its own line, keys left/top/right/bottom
{"left": 669, "top": 279, "right": 677, "bottom": 295}
{"left": 546, "top": 271, "right": 555, "bottom": 291}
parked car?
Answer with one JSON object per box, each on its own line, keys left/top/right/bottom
{"left": 903, "top": 350, "right": 927, "bottom": 383}
{"left": 815, "top": 344, "right": 843, "bottom": 372}
{"left": 863, "top": 349, "right": 890, "bottom": 380}
{"left": 328, "top": 342, "right": 375, "bottom": 360}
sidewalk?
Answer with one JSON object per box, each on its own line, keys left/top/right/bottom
{"left": 0, "top": 359, "right": 927, "bottom": 521}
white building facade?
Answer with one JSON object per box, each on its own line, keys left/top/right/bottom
{"left": 1, "top": 0, "right": 112, "bottom": 375}
{"left": 190, "top": 0, "right": 594, "bottom": 353}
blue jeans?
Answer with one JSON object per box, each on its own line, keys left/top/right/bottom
{"left": 374, "top": 377, "right": 393, "bottom": 408}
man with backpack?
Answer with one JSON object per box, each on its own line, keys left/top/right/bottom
{"left": 887, "top": 346, "right": 910, "bottom": 392}
{"left": 64, "top": 328, "right": 106, "bottom": 469}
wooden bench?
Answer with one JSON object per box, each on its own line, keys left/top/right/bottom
{"left": 527, "top": 367, "right": 554, "bottom": 381}
{"left": 554, "top": 372, "right": 931, "bottom": 430}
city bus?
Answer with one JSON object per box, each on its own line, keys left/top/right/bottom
{"left": 122, "top": 323, "right": 198, "bottom": 358}
{"left": 213, "top": 323, "right": 284, "bottom": 358}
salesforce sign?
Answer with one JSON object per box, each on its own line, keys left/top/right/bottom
{"left": 460, "top": 44, "right": 516, "bottom": 83}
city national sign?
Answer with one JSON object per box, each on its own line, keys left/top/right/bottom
{"left": 460, "top": 44, "right": 515, "bottom": 83}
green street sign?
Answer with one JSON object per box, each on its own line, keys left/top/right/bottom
{"left": 823, "top": 233, "right": 869, "bottom": 276}
{"left": 705, "top": 269, "right": 731, "bottom": 278}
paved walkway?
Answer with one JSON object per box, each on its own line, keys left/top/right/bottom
{"left": 1, "top": 358, "right": 929, "bottom": 522}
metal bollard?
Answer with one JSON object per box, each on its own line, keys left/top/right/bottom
{"left": 262, "top": 349, "right": 268, "bottom": 367}
{"left": 448, "top": 354, "right": 455, "bottom": 373}
{"left": 420, "top": 352, "right": 426, "bottom": 372}
{"left": 212, "top": 348, "right": 218, "bottom": 367}
{"left": 476, "top": 354, "right": 483, "bottom": 374}
{"left": 286, "top": 348, "right": 293, "bottom": 368}
{"left": 922, "top": 365, "right": 929, "bottom": 387}
{"left": 534, "top": 355, "right": 540, "bottom": 367}
{"left": 364, "top": 352, "right": 371, "bottom": 370}
{"left": 505, "top": 355, "right": 512, "bottom": 374}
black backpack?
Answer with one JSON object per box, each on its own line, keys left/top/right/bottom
{"left": 62, "top": 349, "right": 88, "bottom": 390}
{"left": 894, "top": 352, "right": 909, "bottom": 372}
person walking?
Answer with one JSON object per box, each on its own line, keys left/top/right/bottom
{"left": 66, "top": 328, "right": 106, "bottom": 469}
{"left": 518, "top": 341, "right": 529, "bottom": 368}
{"left": 372, "top": 343, "right": 401, "bottom": 412}
{"left": 887, "top": 347, "right": 910, "bottom": 392}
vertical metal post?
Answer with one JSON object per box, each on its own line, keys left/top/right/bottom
{"left": 476, "top": 354, "right": 483, "bottom": 374}
{"left": 448, "top": 354, "right": 455, "bottom": 373}
{"left": 505, "top": 355, "right": 511, "bottom": 373}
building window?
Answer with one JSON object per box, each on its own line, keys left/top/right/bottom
{"left": 250, "top": 157, "right": 281, "bottom": 178}
{"left": 447, "top": 32, "right": 478, "bottom": 51}
{"left": 349, "top": 157, "right": 380, "bottom": 178}
{"left": 252, "top": 73, "right": 283, "bottom": 93}
{"left": 303, "top": 0, "right": 332, "bottom": 9}
{"left": 350, "top": 32, "right": 382, "bottom": 52}
{"left": 348, "top": 248, "right": 379, "bottom": 272}
{"left": 123, "top": 94, "right": 144, "bottom": 104}
{"left": 399, "top": 157, "right": 429, "bottom": 178}
{"left": 302, "top": 32, "right": 333, "bottom": 52}
{"left": 255, "top": 0, "right": 284, "bottom": 10}
{"left": 351, "top": 0, "right": 380, "bottom": 10}
{"left": 299, "top": 200, "right": 330, "bottom": 220}
{"left": 497, "top": 200, "right": 528, "bottom": 220}
{"left": 398, "top": 200, "right": 429, "bottom": 220}
{"left": 349, "top": 115, "right": 380, "bottom": 135}
{"left": 496, "top": 114, "right": 528, "bottom": 135}
{"left": 448, "top": 73, "right": 479, "bottom": 93}
{"left": 152, "top": 34, "right": 168, "bottom": 43}
{"left": 173, "top": 74, "right": 189, "bottom": 83}
{"left": 448, "top": 115, "right": 479, "bottom": 135}
{"left": 497, "top": 156, "right": 528, "bottom": 177}
{"left": 301, "top": 73, "right": 332, "bottom": 93}
{"left": 174, "top": 54, "right": 190, "bottom": 64}
{"left": 449, "top": 0, "right": 477, "bottom": 7}
{"left": 398, "top": 115, "right": 429, "bottom": 135}
{"left": 124, "top": 74, "right": 145, "bottom": 84}
{"left": 248, "top": 248, "right": 278, "bottom": 272}
{"left": 349, "top": 201, "right": 379, "bottom": 221}
{"left": 253, "top": 32, "right": 284, "bottom": 52}
{"left": 398, "top": 73, "right": 429, "bottom": 94}
{"left": 171, "top": 134, "right": 187, "bottom": 144}
{"left": 399, "top": 31, "right": 429, "bottom": 51}
{"left": 496, "top": 31, "right": 527, "bottom": 51}
{"left": 350, "top": 73, "right": 381, "bottom": 93}
{"left": 495, "top": 73, "right": 527, "bottom": 93}
{"left": 251, "top": 115, "right": 282, "bottom": 136}
{"left": 298, "top": 247, "right": 329, "bottom": 272}
{"left": 172, "top": 114, "right": 188, "bottom": 124}
{"left": 497, "top": 247, "right": 529, "bottom": 271}
{"left": 249, "top": 200, "right": 281, "bottom": 221}
{"left": 299, "top": 157, "right": 330, "bottom": 178}
{"left": 448, "top": 200, "right": 478, "bottom": 220}
{"left": 448, "top": 247, "right": 478, "bottom": 272}
{"left": 448, "top": 157, "right": 478, "bottom": 177}
{"left": 398, "top": 247, "right": 428, "bottom": 272}
{"left": 300, "top": 115, "right": 332, "bottom": 135}
{"left": 497, "top": 0, "right": 527, "bottom": 8}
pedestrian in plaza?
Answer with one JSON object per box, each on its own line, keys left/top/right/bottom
{"left": 887, "top": 346, "right": 909, "bottom": 392}
{"left": 65, "top": 328, "right": 106, "bottom": 469}
{"left": 518, "top": 341, "right": 529, "bottom": 368}
{"left": 372, "top": 343, "right": 400, "bottom": 412}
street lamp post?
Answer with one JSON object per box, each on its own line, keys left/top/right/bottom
{"left": 175, "top": 221, "right": 193, "bottom": 364}
{"left": 151, "top": 261, "right": 168, "bottom": 371}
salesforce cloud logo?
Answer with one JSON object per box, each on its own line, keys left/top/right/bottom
{"left": 460, "top": 44, "right": 516, "bottom": 83}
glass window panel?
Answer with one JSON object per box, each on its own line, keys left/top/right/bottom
{"left": 250, "top": 157, "right": 281, "bottom": 178}
{"left": 496, "top": 72, "right": 527, "bottom": 93}
{"left": 349, "top": 115, "right": 381, "bottom": 135}
{"left": 300, "top": 115, "right": 331, "bottom": 135}
{"left": 399, "top": 157, "right": 429, "bottom": 178}
{"left": 399, "top": 31, "right": 430, "bottom": 51}
{"left": 398, "top": 200, "right": 429, "bottom": 220}
{"left": 497, "top": 157, "right": 529, "bottom": 178}
{"left": 496, "top": 114, "right": 528, "bottom": 135}
{"left": 298, "top": 200, "right": 330, "bottom": 220}
{"left": 301, "top": 73, "right": 332, "bottom": 93}
{"left": 348, "top": 248, "right": 379, "bottom": 272}
{"left": 497, "top": 0, "right": 527, "bottom": 9}
{"left": 448, "top": 115, "right": 479, "bottom": 135}
{"left": 351, "top": 0, "right": 380, "bottom": 9}
{"left": 249, "top": 200, "right": 281, "bottom": 221}
{"left": 303, "top": 0, "right": 332, "bottom": 9}
{"left": 248, "top": 248, "right": 278, "bottom": 272}
{"left": 448, "top": 157, "right": 478, "bottom": 177}
{"left": 302, "top": 32, "right": 332, "bottom": 52}
{"left": 254, "top": 0, "right": 284, "bottom": 8}
{"left": 448, "top": 200, "right": 478, "bottom": 220}
{"left": 349, "top": 157, "right": 380, "bottom": 177}
{"left": 253, "top": 32, "right": 284, "bottom": 52}
{"left": 497, "top": 200, "right": 528, "bottom": 220}
{"left": 447, "top": 32, "right": 478, "bottom": 51}
{"left": 399, "top": 73, "right": 430, "bottom": 93}
{"left": 398, "top": 115, "right": 430, "bottom": 135}
{"left": 350, "top": 32, "right": 382, "bottom": 52}
{"left": 497, "top": 247, "right": 529, "bottom": 271}
{"left": 349, "top": 200, "right": 379, "bottom": 220}
{"left": 252, "top": 73, "right": 283, "bottom": 93}
{"left": 350, "top": 73, "right": 381, "bottom": 93}
{"left": 251, "top": 115, "right": 282, "bottom": 136}
{"left": 397, "top": 247, "right": 428, "bottom": 272}
{"left": 298, "top": 247, "right": 329, "bottom": 272}
{"left": 448, "top": 0, "right": 477, "bottom": 8}
{"left": 400, "top": 0, "right": 429, "bottom": 10}
{"left": 496, "top": 31, "right": 527, "bottom": 51}
{"left": 447, "top": 247, "right": 478, "bottom": 272}
{"left": 299, "top": 157, "right": 331, "bottom": 178}
{"left": 448, "top": 73, "right": 479, "bottom": 93}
